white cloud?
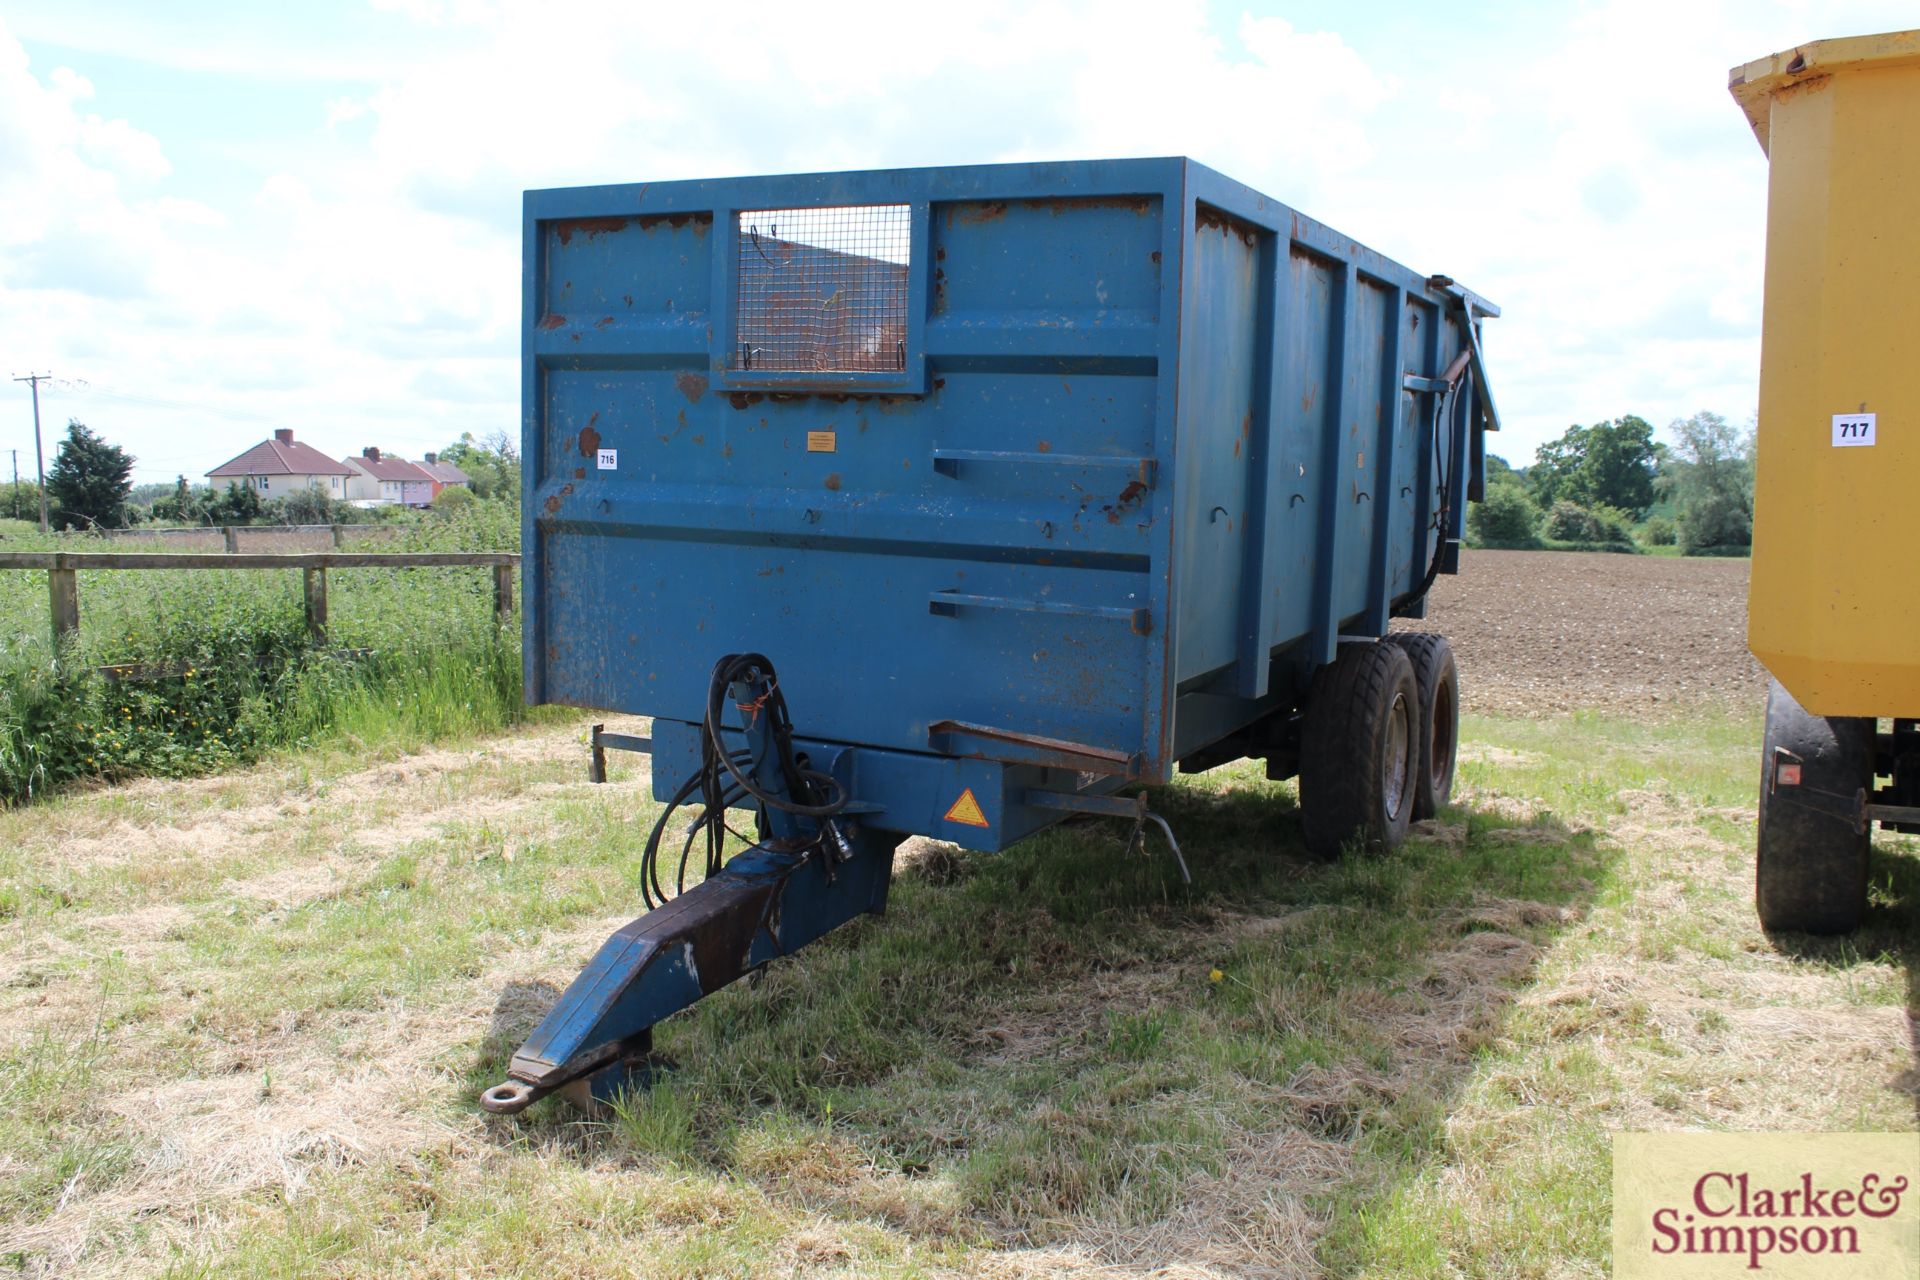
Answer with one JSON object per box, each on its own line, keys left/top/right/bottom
{"left": 77, "top": 113, "right": 171, "bottom": 181}
{"left": 4, "top": 0, "right": 1919, "bottom": 485}
{"left": 46, "top": 63, "right": 90, "bottom": 100}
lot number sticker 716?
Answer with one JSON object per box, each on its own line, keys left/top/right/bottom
{"left": 1832, "top": 412, "right": 1876, "bottom": 447}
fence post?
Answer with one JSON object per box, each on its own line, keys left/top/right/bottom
{"left": 48, "top": 560, "right": 78, "bottom": 649}
{"left": 331, "top": 524, "right": 345, "bottom": 548}
{"left": 493, "top": 563, "right": 514, "bottom": 626}
{"left": 589, "top": 723, "right": 607, "bottom": 783}
{"left": 223, "top": 526, "right": 239, "bottom": 554}
{"left": 302, "top": 567, "right": 328, "bottom": 644}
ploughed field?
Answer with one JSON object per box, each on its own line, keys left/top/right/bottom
{"left": 1404, "top": 549, "right": 1766, "bottom": 717}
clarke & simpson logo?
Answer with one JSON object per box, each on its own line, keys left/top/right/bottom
{"left": 1614, "top": 1133, "right": 1920, "bottom": 1279}
{"left": 1651, "top": 1169, "right": 1908, "bottom": 1269}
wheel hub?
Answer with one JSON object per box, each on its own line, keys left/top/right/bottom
{"left": 1384, "top": 691, "right": 1411, "bottom": 819}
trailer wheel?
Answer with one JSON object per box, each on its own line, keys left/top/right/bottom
{"left": 1388, "top": 633, "right": 1459, "bottom": 819}
{"left": 1755, "top": 679, "right": 1874, "bottom": 935}
{"left": 1300, "top": 641, "right": 1419, "bottom": 857}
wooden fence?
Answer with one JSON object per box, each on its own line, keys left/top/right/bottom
{"left": 0, "top": 551, "right": 519, "bottom": 650}
{"left": 95, "top": 524, "right": 390, "bottom": 551}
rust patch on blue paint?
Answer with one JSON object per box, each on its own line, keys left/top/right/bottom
{"left": 553, "top": 216, "right": 629, "bottom": 246}
{"left": 1196, "top": 204, "right": 1258, "bottom": 246}
{"left": 636, "top": 212, "right": 712, "bottom": 232}
{"left": 1027, "top": 195, "right": 1153, "bottom": 216}
{"left": 1103, "top": 479, "right": 1149, "bottom": 524}
{"left": 952, "top": 201, "right": 1007, "bottom": 225}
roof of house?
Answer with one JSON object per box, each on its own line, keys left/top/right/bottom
{"left": 418, "top": 458, "right": 472, "bottom": 485}
{"left": 207, "top": 434, "right": 353, "bottom": 478}
{"left": 344, "top": 451, "right": 434, "bottom": 484}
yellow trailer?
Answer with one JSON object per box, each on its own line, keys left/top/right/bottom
{"left": 1732, "top": 29, "right": 1920, "bottom": 933}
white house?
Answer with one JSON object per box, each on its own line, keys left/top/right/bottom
{"left": 206, "top": 430, "right": 353, "bottom": 499}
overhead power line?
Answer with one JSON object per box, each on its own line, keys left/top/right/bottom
{"left": 52, "top": 377, "right": 276, "bottom": 425}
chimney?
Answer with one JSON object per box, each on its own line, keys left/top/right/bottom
{"left": 363, "top": 447, "right": 381, "bottom": 461}
{"left": 274, "top": 429, "right": 294, "bottom": 444}
{"left": 425, "top": 452, "right": 437, "bottom": 465}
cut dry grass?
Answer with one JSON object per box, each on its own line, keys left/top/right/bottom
{"left": 0, "top": 706, "right": 1912, "bottom": 1278}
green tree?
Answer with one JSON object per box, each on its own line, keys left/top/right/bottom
{"left": 128, "top": 480, "right": 177, "bottom": 508}
{"left": 438, "top": 430, "right": 520, "bottom": 502}
{"left": 1664, "top": 411, "right": 1755, "bottom": 552}
{"left": 1578, "top": 416, "right": 1657, "bottom": 514}
{"left": 1527, "top": 417, "right": 1657, "bottom": 515}
{"left": 47, "top": 419, "right": 135, "bottom": 530}
{"left": 1528, "top": 426, "right": 1587, "bottom": 508}
{"left": 0, "top": 480, "right": 41, "bottom": 522}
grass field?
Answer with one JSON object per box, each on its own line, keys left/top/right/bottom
{"left": 1, "top": 703, "right": 1912, "bottom": 1277}
{"left": 0, "top": 506, "right": 529, "bottom": 803}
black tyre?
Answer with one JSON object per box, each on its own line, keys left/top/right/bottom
{"left": 1755, "top": 679, "right": 1874, "bottom": 935}
{"left": 1300, "top": 641, "right": 1419, "bottom": 858}
{"left": 1389, "top": 632, "right": 1459, "bottom": 819}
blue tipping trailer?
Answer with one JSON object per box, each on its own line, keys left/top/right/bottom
{"left": 485, "top": 158, "right": 1499, "bottom": 1114}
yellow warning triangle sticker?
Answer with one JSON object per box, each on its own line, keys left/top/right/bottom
{"left": 944, "top": 787, "right": 989, "bottom": 828}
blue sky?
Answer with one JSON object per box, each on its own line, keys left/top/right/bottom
{"left": 1, "top": 0, "right": 1912, "bottom": 484}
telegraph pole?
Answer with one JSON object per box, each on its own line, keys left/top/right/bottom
{"left": 12, "top": 373, "right": 50, "bottom": 532}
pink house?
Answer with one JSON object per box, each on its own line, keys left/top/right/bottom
{"left": 341, "top": 447, "right": 435, "bottom": 507}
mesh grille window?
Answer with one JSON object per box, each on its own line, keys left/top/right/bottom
{"left": 736, "top": 205, "right": 911, "bottom": 373}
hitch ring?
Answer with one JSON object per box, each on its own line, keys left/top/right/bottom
{"left": 480, "top": 1080, "right": 539, "bottom": 1115}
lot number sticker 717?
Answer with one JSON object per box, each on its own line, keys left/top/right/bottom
{"left": 1832, "top": 412, "right": 1876, "bottom": 447}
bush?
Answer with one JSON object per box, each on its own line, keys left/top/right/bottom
{"left": 1588, "top": 504, "right": 1636, "bottom": 544}
{"left": 208, "top": 481, "right": 263, "bottom": 526}
{"left": 1470, "top": 482, "right": 1539, "bottom": 545}
{"left": 1542, "top": 500, "right": 1585, "bottom": 542}
{"left": 432, "top": 485, "right": 477, "bottom": 515}
{"left": 1544, "top": 500, "right": 1634, "bottom": 546}
{"left": 1639, "top": 516, "right": 1677, "bottom": 546}
{"left": 1560, "top": 504, "right": 1624, "bottom": 544}
{"left": 1678, "top": 490, "right": 1752, "bottom": 554}
{"left": 266, "top": 487, "right": 362, "bottom": 526}
{"left": 1528, "top": 498, "right": 1635, "bottom": 552}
